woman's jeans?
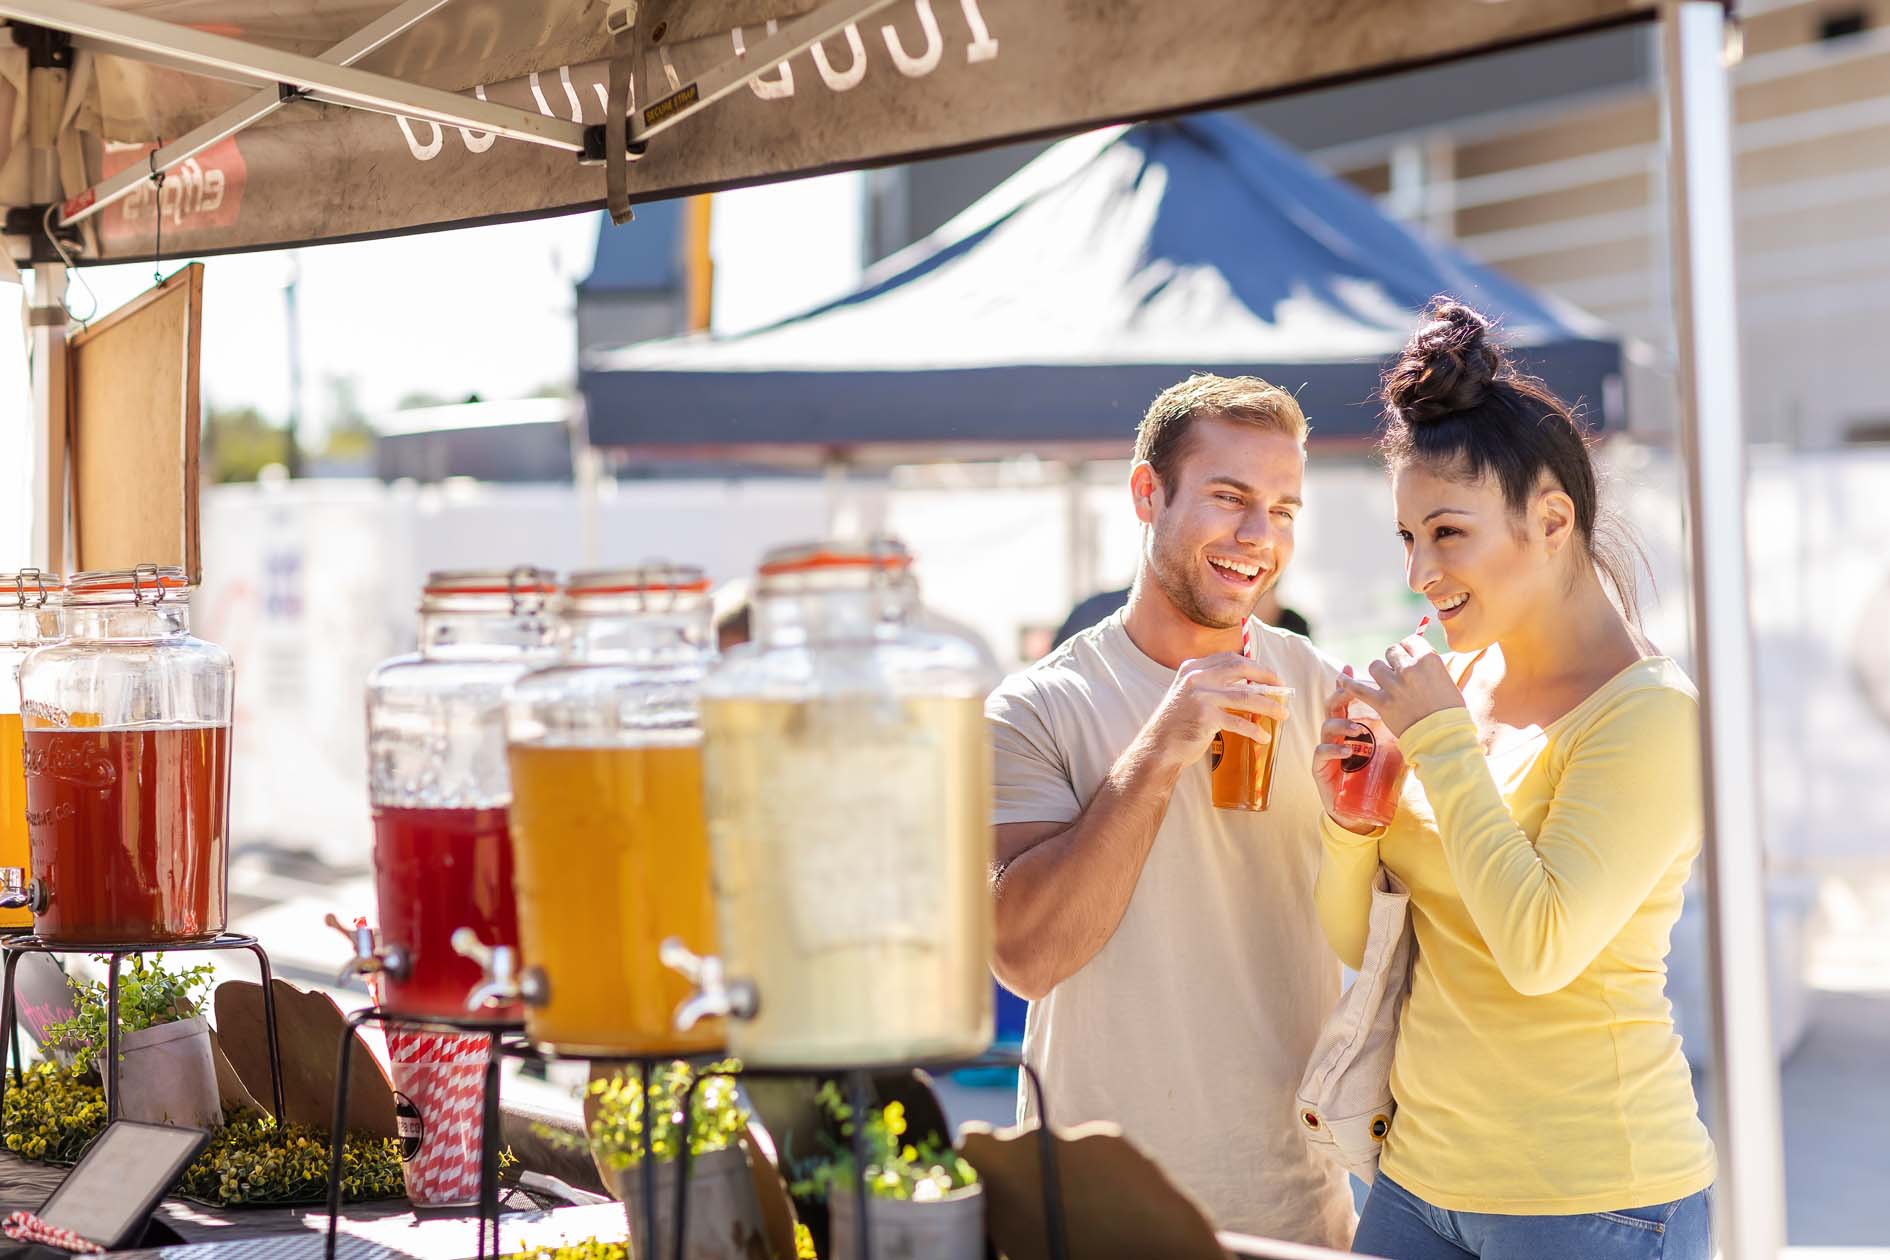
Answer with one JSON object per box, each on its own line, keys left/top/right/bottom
{"left": 1353, "top": 1174, "right": 1714, "bottom": 1260}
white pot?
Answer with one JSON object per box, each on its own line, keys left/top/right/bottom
{"left": 607, "top": 1145, "right": 772, "bottom": 1260}
{"left": 826, "top": 1183, "right": 984, "bottom": 1260}
{"left": 116, "top": 1016, "right": 223, "bottom": 1130}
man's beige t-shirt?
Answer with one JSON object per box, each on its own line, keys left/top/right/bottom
{"left": 986, "top": 610, "right": 1354, "bottom": 1247}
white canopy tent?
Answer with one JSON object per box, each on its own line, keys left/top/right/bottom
{"left": 0, "top": 3, "right": 1782, "bottom": 1255}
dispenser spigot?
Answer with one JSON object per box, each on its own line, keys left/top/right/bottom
{"left": 0, "top": 881, "right": 45, "bottom": 913}
{"left": 660, "top": 938, "right": 757, "bottom": 1030}
{"left": 450, "top": 929, "right": 548, "bottom": 1010}
{"left": 325, "top": 914, "right": 409, "bottom": 987}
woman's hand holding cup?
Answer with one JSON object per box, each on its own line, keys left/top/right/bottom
{"left": 1314, "top": 669, "right": 1385, "bottom": 835}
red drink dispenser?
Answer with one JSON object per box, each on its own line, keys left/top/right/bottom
{"left": 357, "top": 568, "right": 556, "bottom": 1022}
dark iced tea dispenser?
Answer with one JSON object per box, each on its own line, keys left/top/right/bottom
{"left": 14, "top": 566, "right": 232, "bottom": 944}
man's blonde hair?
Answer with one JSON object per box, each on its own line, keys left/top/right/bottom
{"left": 1133, "top": 374, "right": 1308, "bottom": 489}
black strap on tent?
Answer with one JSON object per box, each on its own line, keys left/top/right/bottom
{"left": 604, "top": 7, "right": 637, "bottom": 225}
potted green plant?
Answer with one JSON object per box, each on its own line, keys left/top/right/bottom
{"left": 43, "top": 955, "right": 221, "bottom": 1131}
{"left": 573, "top": 1061, "right": 772, "bottom": 1260}
{"left": 790, "top": 1085, "right": 982, "bottom": 1260}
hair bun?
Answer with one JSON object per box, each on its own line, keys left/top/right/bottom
{"left": 1383, "top": 299, "right": 1503, "bottom": 423}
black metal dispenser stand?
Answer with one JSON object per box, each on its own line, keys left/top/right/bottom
{"left": 0, "top": 932, "right": 286, "bottom": 1122}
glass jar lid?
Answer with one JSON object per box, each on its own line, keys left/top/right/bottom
{"left": 565, "top": 564, "right": 710, "bottom": 605}
{"left": 66, "top": 564, "right": 188, "bottom": 606}
{"left": 756, "top": 539, "right": 913, "bottom": 597}
{"left": 0, "top": 568, "right": 63, "bottom": 609}
{"left": 420, "top": 566, "right": 558, "bottom": 614}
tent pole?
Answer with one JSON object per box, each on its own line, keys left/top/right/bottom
{"left": 25, "top": 52, "right": 67, "bottom": 573}
{"left": 572, "top": 413, "right": 602, "bottom": 568}
{"left": 1659, "top": 5, "right": 1785, "bottom": 1257}
{"left": 823, "top": 455, "right": 851, "bottom": 537}
{"left": 1064, "top": 461, "right": 1094, "bottom": 608}
{"left": 28, "top": 263, "right": 66, "bottom": 572}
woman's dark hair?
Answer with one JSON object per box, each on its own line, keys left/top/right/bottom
{"left": 1379, "top": 298, "right": 1643, "bottom": 622}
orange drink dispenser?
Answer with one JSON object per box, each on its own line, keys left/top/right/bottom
{"left": 14, "top": 566, "right": 232, "bottom": 943}
{"left": 668, "top": 539, "right": 995, "bottom": 1066}
{"left": 505, "top": 565, "right": 721, "bottom": 1055}
{"left": 0, "top": 570, "right": 61, "bottom": 931}
{"left": 357, "top": 568, "right": 557, "bottom": 1022}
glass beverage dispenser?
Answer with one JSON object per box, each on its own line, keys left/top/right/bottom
{"left": 669, "top": 539, "right": 995, "bottom": 1065}
{"left": 0, "top": 570, "right": 61, "bottom": 930}
{"left": 505, "top": 565, "right": 722, "bottom": 1055}
{"left": 357, "top": 568, "right": 556, "bottom": 1022}
{"left": 15, "top": 566, "right": 232, "bottom": 943}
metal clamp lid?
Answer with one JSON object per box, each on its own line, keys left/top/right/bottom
{"left": 1, "top": 568, "right": 62, "bottom": 609}
{"left": 757, "top": 536, "right": 911, "bottom": 578}
{"left": 65, "top": 564, "right": 189, "bottom": 606}
{"left": 564, "top": 562, "right": 709, "bottom": 611}
{"left": 421, "top": 566, "right": 559, "bottom": 615}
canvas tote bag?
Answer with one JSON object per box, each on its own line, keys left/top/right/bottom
{"left": 1296, "top": 866, "right": 1415, "bottom": 1183}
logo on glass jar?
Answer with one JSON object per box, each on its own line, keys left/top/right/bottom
{"left": 22, "top": 740, "right": 117, "bottom": 796}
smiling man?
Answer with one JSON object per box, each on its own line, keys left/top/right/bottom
{"left": 986, "top": 375, "right": 1353, "bottom": 1246}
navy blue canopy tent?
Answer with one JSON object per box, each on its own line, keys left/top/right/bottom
{"left": 581, "top": 113, "right": 1622, "bottom": 465}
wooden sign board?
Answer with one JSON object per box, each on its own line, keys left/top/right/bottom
{"left": 65, "top": 263, "right": 204, "bottom": 583}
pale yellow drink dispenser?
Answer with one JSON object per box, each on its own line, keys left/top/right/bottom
{"left": 668, "top": 539, "right": 995, "bottom": 1066}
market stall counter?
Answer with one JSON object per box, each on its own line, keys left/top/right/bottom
{"left": 0, "top": 1150, "right": 624, "bottom": 1259}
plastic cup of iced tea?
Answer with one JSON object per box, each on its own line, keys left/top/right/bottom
{"left": 1331, "top": 712, "right": 1406, "bottom": 828}
{"left": 1210, "top": 684, "right": 1294, "bottom": 812}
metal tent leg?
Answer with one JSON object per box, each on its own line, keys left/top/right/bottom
{"left": 1659, "top": 4, "right": 1787, "bottom": 1257}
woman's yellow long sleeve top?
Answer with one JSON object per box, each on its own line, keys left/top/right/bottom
{"left": 1314, "top": 656, "right": 1717, "bottom": 1213}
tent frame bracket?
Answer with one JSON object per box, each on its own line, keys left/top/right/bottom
{"left": 7, "top": 20, "right": 71, "bottom": 69}
{"left": 3, "top": 204, "right": 79, "bottom": 264}
{"left": 586, "top": 0, "right": 902, "bottom": 155}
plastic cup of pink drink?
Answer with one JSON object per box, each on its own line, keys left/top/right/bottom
{"left": 1332, "top": 713, "right": 1405, "bottom": 828}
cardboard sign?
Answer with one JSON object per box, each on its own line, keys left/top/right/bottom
{"left": 959, "top": 1119, "right": 1230, "bottom": 1260}
{"left": 12, "top": 952, "right": 81, "bottom": 1068}
{"left": 65, "top": 264, "right": 205, "bottom": 584}
{"left": 214, "top": 978, "right": 397, "bottom": 1139}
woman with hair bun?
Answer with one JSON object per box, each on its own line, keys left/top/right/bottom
{"left": 1311, "top": 299, "right": 1716, "bottom": 1258}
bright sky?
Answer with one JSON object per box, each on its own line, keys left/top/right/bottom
{"left": 0, "top": 171, "right": 863, "bottom": 559}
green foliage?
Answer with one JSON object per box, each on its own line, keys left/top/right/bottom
{"left": 544, "top": 1060, "right": 749, "bottom": 1171}
{"left": 502, "top": 1242, "right": 627, "bottom": 1260}
{"left": 204, "top": 405, "right": 294, "bottom": 483}
{"left": 179, "top": 1110, "right": 404, "bottom": 1205}
{"left": 3, "top": 1064, "right": 403, "bottom": 1204}
{"left": 1, "top": 1061, "right": 107, "bottom": 1162}
{"left": 787, "top": 1085, "right": 977, "bottom": 1205}
{"left": 44, "top": 954, "right": 216, "bottom": 1075}
{"left": 317, "top": 415, "right": 376, "bottom": 465}
{"left": 501, "top": 1226, "right": 818, "bottom": 1260}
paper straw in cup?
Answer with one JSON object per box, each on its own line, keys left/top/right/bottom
{"left": 386, "top": 1027, "right": 491, "bottom": 1207}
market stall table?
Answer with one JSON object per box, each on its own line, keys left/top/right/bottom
{"left": 0, "top": 1150, "right": 624, "bottom": 1258}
